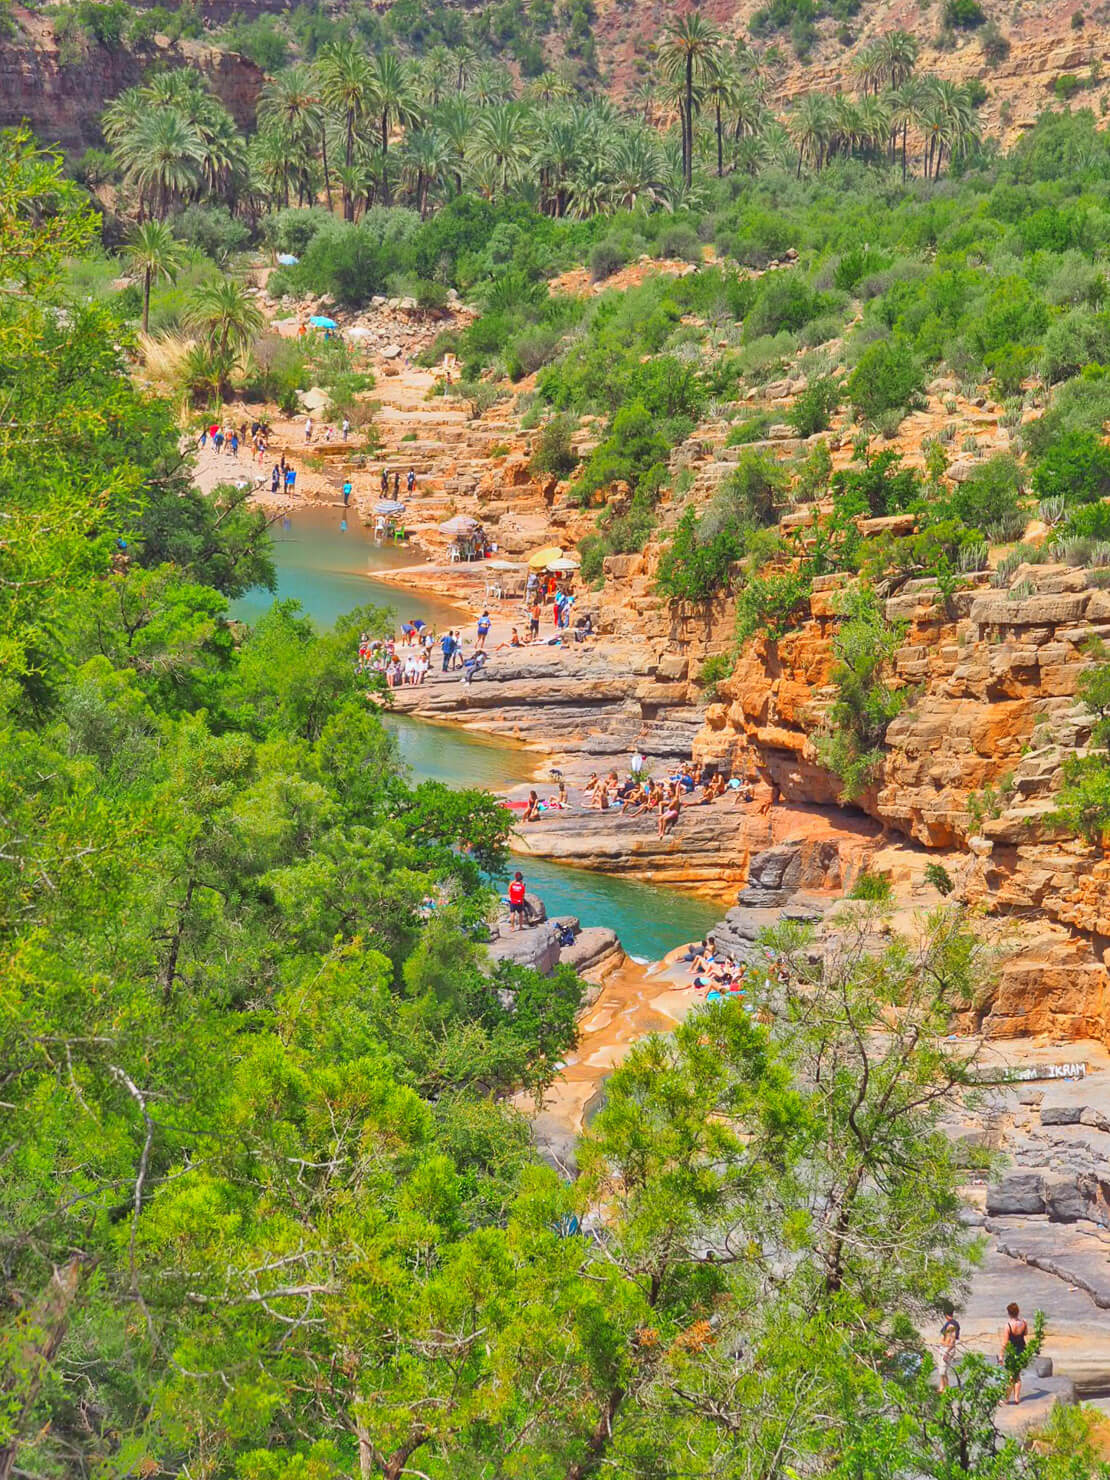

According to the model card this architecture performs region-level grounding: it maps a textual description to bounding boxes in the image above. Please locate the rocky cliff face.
[0,8,263,150]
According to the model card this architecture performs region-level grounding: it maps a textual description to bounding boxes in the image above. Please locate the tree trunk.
[901,122,908,182]
[684,54,694,188]
[142,267,151,336]
[0,1257,89,1480]
[321,129,333,212]
[380,109,391,206]
[716,103,723,176]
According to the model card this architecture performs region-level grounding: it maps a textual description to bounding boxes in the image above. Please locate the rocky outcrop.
[0,11,263,150]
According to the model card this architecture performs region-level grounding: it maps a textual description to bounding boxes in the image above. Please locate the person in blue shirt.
[476,610,492,650]
[285,467,296,494]
[440,631,456,672]
[342,479,352,507]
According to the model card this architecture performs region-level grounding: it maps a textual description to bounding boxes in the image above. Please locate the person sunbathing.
[619,782,645,813]
[703,772,726,802]
[658,788,681,838]
[546,781,569,810]
[582,773,600,797]
[523,790,541,822]
[626,782,660,818]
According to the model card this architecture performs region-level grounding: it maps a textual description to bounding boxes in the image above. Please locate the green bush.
[726,413,773,446]
[834,247,890,295]
[221,14,290,70]
[832,451,921,518]
[172,205,250,267]
[723,450,788,526]
[943,454,1026,534]
[574,400,668,499]
[1040,310,1110,383]
[847,339,925,420]
[985,343,1034,397]
[789,377,840,437]
[746,272,835,341]
[657,225,701,262]
[1032,429,1110,506]
[734,570,812,643]
[530,415,578,477]
[924,862,955,895]
[655,509,744,602]
[261,207,335,258]
[1054,74,1083,101]
[589,238,627,282]
[944,0,985,27]
[850,869,893,902]
[815,585,909,800]
[980,20,1011,64]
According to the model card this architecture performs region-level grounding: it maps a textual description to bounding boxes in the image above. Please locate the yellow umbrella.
[528,545,563,569]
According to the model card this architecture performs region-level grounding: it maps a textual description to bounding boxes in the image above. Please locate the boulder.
[1043,1176,1087,1223]
[486,922,562,976]
[381,343,403,359]
[985,1171,1046,1216]
[559,926,622,976]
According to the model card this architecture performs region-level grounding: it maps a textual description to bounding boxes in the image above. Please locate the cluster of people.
[199,419,272,463]
[523,571,577,634]
[380,468,417,497]
[303,416,351,443]
[357,624,434,687]
[567,756,755,836]
[680,936,758,1004]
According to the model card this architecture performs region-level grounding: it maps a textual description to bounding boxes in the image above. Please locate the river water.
[233,506,722,960]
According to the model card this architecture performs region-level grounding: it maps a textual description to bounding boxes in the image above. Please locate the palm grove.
[1,106,1107,1474]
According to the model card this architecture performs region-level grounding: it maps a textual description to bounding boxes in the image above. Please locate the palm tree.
[888,75,926,180]
[116,108,205,218]
[368,50,420,206]
[921,77,977,180]
[185,278,264,360]
[658,11,722,188]
[434,96,476,195]
[705,59,739,176]
[527,71,574,104]
[533,111,589,216]
[126,219,184,334]
[258,66,325,207]
[607,128,666,210]
[420,46,455,107]
[856,93,891,164]
[469,103,531,198]
[400,129,451,217]
[467,60,514,106]
[317,40,373,219]
[878,30,920,89]
[789,92,835,176]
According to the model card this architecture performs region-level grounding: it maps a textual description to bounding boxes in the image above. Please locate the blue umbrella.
[308,314,338,329]
[276,253,299,266]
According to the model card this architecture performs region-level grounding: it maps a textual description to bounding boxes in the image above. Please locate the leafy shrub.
[943,454,1025,534]
[980,21,1011,64]
[847,339,925,420]
[505,326,563,379]
[261,207,335,258]
[730,208,795,269]
[834,247,890,295]
[221,14,289,69]
[656,509,744,602]
[815,585,909,800]
[832,451,921,518]
[850,869,893,902]
[574,400,667,499]
[789,377,840,437]
[589,238,627,282]
[657,225,701,262]
[1032,429,1110,506]
[944,0,985,27]
[1054,74,1083,101]
[530,415,578,477]
[171,204,250,267]
[723,450,788,526]
[985,343,1033,397]
[745,272,835,341]
[1040,310,1110,383]
[734,570,812,643]
[925,862,955,895]
[726,413,773,445]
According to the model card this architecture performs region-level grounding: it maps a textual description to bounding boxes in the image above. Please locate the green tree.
[125,218,185,335]
[185,277,265,360]
[659,11,722,188]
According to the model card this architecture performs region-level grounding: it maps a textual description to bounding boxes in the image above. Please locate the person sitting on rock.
[546,781,569,810]
[703,772,726,803]
[582,773,600,798]
[658,786,681,839]
[523,790,541,822]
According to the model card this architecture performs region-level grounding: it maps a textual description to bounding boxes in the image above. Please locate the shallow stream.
[234,506,722,960]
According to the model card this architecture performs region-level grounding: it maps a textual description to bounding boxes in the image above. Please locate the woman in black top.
[1000,1302,1029,1404]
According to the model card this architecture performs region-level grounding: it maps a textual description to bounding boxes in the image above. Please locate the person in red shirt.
[507,871,527,931]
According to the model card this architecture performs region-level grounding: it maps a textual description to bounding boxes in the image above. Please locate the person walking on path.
[284,466,297,495]
[380,468,389,494]
[270,464,280,495]
[406,468,416,493]
[630,750,644,779]
[476,611,492,650]
[440,630,456,673]
[528,600,541,643]
[938,1303,960,1393]
[393,470,401,498]
[342,478,352,508]
[304,416,313,443]
[507,870,527,931]
[342,418,350,441]
[1000,1304,1029,1404]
